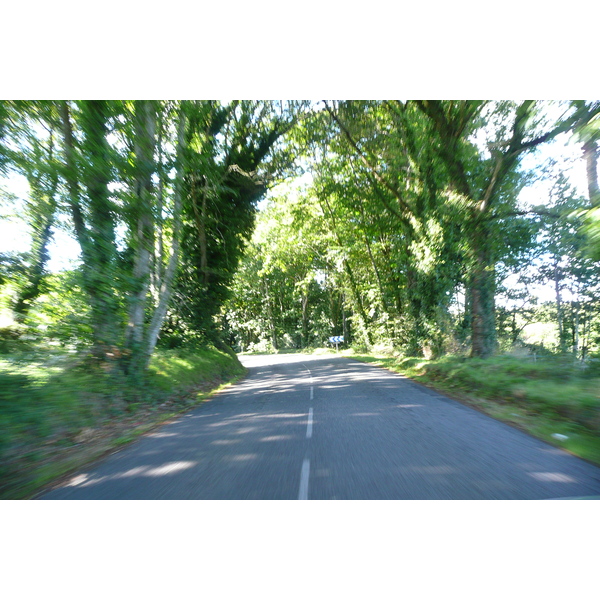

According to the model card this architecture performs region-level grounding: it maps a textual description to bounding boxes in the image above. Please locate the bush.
[0,324,33,353]
[412,355,600,433]
[0,344,245,498]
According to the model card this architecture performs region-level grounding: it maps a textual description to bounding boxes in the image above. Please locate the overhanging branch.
[323,101,415,222]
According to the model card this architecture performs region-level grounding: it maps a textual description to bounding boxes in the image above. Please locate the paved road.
[40,353,600,499]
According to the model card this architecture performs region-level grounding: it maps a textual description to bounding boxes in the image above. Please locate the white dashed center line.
[298,458,310,500]
[299,363,314,500]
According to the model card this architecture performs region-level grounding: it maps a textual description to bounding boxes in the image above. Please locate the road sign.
[328,336,344,344]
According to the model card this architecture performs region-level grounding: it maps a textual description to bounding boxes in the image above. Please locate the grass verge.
[0,345,246,499]
[346,352,600,467]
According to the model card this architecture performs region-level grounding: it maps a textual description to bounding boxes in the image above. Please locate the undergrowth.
[0,345,246,499]
[348,352,600,466]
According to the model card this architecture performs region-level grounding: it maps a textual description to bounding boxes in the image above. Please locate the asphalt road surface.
[40,353,600,500]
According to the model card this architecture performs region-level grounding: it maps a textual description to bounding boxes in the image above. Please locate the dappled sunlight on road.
[529,472,577,483]
[64,461,199,489]
[42,353,600,500]
[348,412,381,417]
[146,432,178,439]
[225,454,258,462]
[144,462,197,476]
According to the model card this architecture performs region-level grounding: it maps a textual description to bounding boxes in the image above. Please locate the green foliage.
[410,354,599,431]
[20,269,93,346]
[147,346,245,392]
[350,351,600,464]
[4,99,598,367]
[0,344,245,499]
[174,101,309,344]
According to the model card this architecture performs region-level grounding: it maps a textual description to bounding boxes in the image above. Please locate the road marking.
[302,362,314,383]
[310,386,314,400]
[306,407,313,438]
[298,458,310,500]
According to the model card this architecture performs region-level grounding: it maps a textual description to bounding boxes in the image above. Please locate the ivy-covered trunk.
[468,237,496,358]
[125,100,157,379]
[14,131,59,320]
[63,101,121,362]
[142,106,187,370]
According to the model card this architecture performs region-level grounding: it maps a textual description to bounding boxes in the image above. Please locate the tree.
[173,101,309,345]
[0,102,61,320]
[320,101,473,354]
[55,100,188,376]
[413,100,594,357]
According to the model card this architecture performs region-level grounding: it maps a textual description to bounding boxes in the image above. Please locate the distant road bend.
[40,353,600,500]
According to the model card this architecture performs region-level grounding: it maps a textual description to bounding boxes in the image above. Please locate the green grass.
[0,345,246,499]
[347,351,600,467]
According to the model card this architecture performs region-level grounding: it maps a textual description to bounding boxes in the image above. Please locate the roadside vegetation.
[2,101,600,497]
[347,350,600,466]
[236,345,600,466]
[0,343,245,499]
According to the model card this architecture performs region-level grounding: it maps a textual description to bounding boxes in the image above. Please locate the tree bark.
[153,106,166,301]
[143,106,187,369]
[553,257,566,353]
[469,236,497,358]
[14,134,59,319]
[126,101,157,377]
[301,292,309,347]
[61,101,120,359]
[583,139,600,207]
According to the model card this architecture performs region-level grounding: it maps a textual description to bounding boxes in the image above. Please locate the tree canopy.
[1,99,599,385]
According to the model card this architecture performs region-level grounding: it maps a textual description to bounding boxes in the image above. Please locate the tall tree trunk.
[143,106,187,369]
[14,219,53,319]
[301,292,309,347]
[153,106,166,301]
[342,298,349,344]
[553,257,566,353]
[14,140,59,319]
[14,164,58,322]
[61,101,120,360]
[581,307,590,360]
[59,102,93,266]
[191,179,209,286]
[583,139,600,207]
[126,101,157,378]
[83,101,120,355]
[469,236,496,358]
[341,258,373,345]
[356,198,391,317]
[263,279,278,349]
[572,301,580,358]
